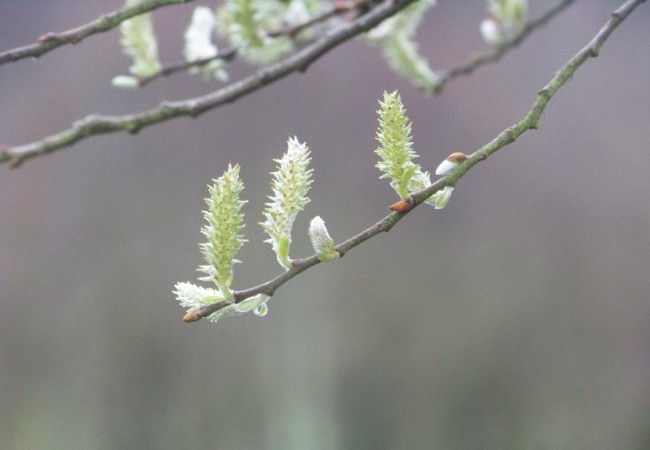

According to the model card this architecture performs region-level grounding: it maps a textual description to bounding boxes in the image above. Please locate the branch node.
[160,100,175,110]
[124,122,140,134]
[258,68,273,82]
[290,258,305,267]
[8,154,23,169]
[389,198,413,213]
[37,32,62,43]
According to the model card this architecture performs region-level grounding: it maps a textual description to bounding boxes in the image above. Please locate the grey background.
[1,1,650,448]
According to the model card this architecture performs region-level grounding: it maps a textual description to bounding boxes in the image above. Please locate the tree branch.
[136,0,359,87]
[0,0,419,168]
[0,0,574,168]
[435,0,575,93]
[183,0,646,323]
[136,49,238,87]
[266,0,359,38]
[127,0,574,89]
[0,0,194,67]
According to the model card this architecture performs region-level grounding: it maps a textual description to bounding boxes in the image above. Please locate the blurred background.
[1,1,650,448]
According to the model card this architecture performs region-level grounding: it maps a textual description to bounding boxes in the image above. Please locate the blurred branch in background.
[135,48,238,87]
[0,0,571,168]
[135,0,362,87]
[185,0,646,322]
[0,0,418,167]
[435,0,574,92]
[0,0,195,66]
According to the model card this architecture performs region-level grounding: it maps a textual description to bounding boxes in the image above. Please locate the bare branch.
[138,0,358,87]
[129,0,576,89]
[0,0,195,67]
[183,0,646,322]
[266,0,359,38]
[1,0,575,168]
[435,0,576,93]
[1,0,420,168]
[136,49,238,87]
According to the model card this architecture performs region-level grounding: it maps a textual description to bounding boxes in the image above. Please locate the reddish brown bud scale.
[436,152,468,176]
[447,152,467,163]
[389,198,412,213]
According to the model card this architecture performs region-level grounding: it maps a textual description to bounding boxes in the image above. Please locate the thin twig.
[266,0,359,38]
[184,0,646,322]
[0,0,194,67]
[0,0,419,168]
[139,0,355,88]
[136,49,237,87]
[435,0,575,93]
[142,0,574,90]
[0,0,573,167]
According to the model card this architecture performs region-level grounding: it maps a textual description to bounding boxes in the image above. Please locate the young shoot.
[174,164,247,322]
[261,137,313,269]
[375,91,421,200]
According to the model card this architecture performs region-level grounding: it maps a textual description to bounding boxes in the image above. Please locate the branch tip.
[0,0,197,67]
[174,0,644,325]
[182,311,202,322]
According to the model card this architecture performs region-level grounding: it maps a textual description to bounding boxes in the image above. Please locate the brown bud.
[182,311,202,323]
[447,152,467,164]
[389,198,412,213]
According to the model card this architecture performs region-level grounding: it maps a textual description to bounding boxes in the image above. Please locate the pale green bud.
[111,75,140,89]
[184,6,228,81]
[185,7,218,62]
[480,18,506,46]
[435,152,467,176]
[309,216,340,262]
[216,0,292,64]
[119,0,161,77]
[482,0,527,46]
